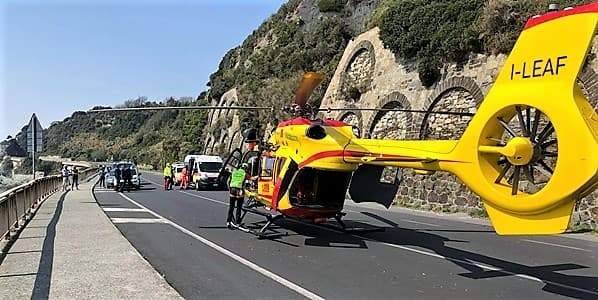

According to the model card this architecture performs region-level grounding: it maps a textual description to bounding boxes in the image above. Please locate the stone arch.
[229,130,242,152]
[365,91,414,139]
[335,104,363,132]
[208,139,216,155]
[419,77,484,140]
[226,99,237,118]
[339,40,376,102]
[212,97,228,124]
[217,132,230,155]
[204,135,215,154]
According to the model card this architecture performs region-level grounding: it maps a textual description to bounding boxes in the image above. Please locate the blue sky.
[0,0,286,139]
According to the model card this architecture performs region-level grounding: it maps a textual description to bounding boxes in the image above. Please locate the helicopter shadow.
[246,218,369,250]
[351,211,598,299]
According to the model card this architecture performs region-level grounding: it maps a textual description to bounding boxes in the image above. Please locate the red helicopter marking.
[297,150,421,168]
[524,2,598,29]
[277,117,347,128]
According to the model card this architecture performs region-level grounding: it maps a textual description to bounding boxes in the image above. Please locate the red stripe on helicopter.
[524,3,598,30]
[298,150,421,168]
[277,117,348,128]
[271,177,283,211]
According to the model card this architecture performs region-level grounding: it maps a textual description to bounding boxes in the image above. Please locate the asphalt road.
[93,172,598,300]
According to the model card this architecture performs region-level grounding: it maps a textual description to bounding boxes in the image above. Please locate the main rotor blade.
[88,106,272,113]
[294,72,324,107]
[319,107,475,117]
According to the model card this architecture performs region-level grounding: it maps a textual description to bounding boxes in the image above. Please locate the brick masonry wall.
[320,27,598,229]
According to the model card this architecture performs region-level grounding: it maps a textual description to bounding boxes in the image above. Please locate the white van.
[184,155,224,190]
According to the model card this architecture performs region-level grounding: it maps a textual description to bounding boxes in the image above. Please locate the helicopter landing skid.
[319,212,385,234]
[237,203,288,239]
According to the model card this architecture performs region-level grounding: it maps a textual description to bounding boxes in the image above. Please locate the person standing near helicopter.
[227,163,249,228]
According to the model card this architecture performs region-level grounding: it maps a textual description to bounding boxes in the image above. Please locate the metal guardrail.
[0,168,96,242]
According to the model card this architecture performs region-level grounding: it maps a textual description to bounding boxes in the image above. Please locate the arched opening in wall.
[209,142,217,156]
[226,100,237,118]
[219,133,229,156]
[340,42,375,102]
[339,111,360,128]
[368,101,412,140]
[420,87,478,140]
[205,136,214,154]
[229,131,242,152]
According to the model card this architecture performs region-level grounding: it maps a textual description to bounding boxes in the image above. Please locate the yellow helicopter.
[93,3,598,237]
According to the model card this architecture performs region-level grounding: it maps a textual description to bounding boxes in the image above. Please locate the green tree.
[0,157,14,177]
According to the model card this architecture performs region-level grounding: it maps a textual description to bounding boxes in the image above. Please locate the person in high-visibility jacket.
[227,163,248,228]
[180,166,189,190]
[163,164,173,191]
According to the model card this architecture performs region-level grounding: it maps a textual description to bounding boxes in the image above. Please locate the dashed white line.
[400,219,440,227]
[179,190,229,205]
[117,192,324,300]
[103,208,147,212]
[521,239,591,252]
[111,218,167,224]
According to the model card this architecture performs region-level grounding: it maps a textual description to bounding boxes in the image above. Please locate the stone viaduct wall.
[320,27,598,229]
[204,88,244,157]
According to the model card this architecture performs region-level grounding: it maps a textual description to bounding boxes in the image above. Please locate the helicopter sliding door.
[348,165,401,208]
[217,148,243,188]
[288,168,352,210]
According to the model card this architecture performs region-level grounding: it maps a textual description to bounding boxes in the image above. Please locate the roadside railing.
[0,168,96,244]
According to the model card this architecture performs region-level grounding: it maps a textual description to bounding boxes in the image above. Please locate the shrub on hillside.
[475,0,590,54]
[318,0,345,12]
[378,0,483,87]
[377,0,589,86]
[0,157,14,177]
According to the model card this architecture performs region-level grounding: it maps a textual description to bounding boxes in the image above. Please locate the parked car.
[107,161,141,190]
[171,162,185,186]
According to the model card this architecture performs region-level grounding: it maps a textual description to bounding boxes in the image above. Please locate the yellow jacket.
[163,166,172,177]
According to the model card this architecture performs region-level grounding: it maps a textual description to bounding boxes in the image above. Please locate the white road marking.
[179,192,597,296]
[103,208,147,212]
[401,219,441,227]
[521,239,591,252]
[344,209,439,227]
[179,191,229,205]
[117,192,324,300]
[111,218,167,224]
[142,177,164,186]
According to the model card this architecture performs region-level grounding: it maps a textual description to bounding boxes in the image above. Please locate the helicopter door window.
[260,157,275,178]
[247,156,260,177]
[379,166,402,185]
[273,158,286,182]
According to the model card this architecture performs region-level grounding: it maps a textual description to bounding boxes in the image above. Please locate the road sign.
[27,114,43,179]
[27,114,43,153]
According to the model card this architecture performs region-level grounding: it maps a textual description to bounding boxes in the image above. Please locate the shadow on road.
[357,211,597,299]
[259,210,597,299]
